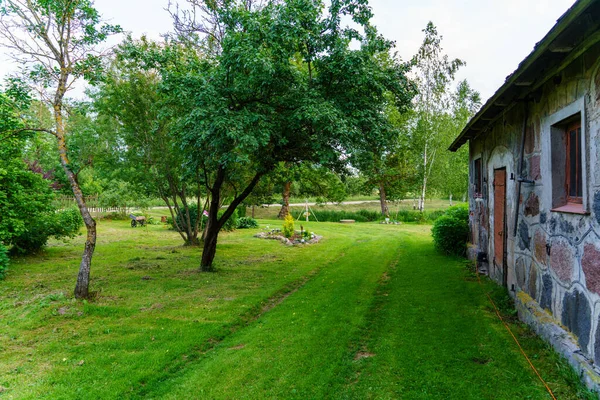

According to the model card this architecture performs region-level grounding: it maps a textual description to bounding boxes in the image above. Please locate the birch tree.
[0,0,121,298]
[412,22,464,211]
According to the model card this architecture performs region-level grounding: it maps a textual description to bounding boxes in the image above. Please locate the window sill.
[551,204,589,215]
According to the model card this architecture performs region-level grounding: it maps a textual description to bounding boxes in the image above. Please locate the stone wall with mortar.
[468,43,600,370]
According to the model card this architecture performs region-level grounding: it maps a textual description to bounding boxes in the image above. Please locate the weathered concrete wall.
[469,45,600,371]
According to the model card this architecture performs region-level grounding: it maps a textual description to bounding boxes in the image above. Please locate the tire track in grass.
[126,238,357,399]
[135,226,405,399]
[334,225,570,400]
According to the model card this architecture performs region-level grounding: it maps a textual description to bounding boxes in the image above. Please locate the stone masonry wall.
[469,44,600,366]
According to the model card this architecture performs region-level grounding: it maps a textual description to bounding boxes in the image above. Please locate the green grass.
[0,220,593,399]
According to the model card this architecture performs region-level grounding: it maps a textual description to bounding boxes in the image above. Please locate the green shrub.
[282,214,295,238]
[306,208,445,224]
[10,208,83,254]
[308,209,380,223]
[431,204,469,257]
[237,217,258,229]
[218,209,239,232]
[394,209,444,224]
[0,243,9,280]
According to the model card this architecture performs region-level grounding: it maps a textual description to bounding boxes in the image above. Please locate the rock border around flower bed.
[254,230,323,246]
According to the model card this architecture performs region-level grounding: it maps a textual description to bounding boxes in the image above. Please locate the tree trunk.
[252,205,255,218]
[201,223,219,272]
[378,182,389,216]
[419,144,428,212]
[54,103,97,299]
[278,181,292,219]
[200,167,264,271]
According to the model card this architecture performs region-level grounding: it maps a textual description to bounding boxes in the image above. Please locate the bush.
[218,209,238,232]
[282,214,295,238]
[237,216,258,229]
[394,210,444,224]
[309,209,380,223]
[431,204,469,257]
[0,243,9,280]
[10,208,83,254]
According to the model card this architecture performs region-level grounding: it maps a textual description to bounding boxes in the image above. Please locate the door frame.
[493,167,508,288]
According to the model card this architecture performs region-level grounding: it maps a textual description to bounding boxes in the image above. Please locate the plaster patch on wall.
[550,240,574,283]
[582,243,600,296]
[562,289,592,351]
[529,155,541,181]
[525,123,535,154]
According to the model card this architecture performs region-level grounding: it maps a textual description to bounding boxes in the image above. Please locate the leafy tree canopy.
[118,0,415,269]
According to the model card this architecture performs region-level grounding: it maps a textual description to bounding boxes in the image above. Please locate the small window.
[550,113,586,213]
[473,158,482,197]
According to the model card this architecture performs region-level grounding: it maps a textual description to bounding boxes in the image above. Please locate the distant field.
[249,198,466,220]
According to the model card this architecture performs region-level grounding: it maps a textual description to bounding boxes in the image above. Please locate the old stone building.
[450,0,600,391]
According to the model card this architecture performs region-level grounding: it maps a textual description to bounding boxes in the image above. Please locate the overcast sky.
[0,0,577,102]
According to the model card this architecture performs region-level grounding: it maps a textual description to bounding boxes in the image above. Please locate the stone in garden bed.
[254,230,323,246]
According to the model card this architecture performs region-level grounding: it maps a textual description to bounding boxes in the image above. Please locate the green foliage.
[0,91,82,254]
[0,243,9,280]
[307,209,444,224]
[431,204,469,256]
[218,209,238,232]
[174,208,200,233]
[394,209,444,224]
[10,208,83,254]
[119,0,415,266]
[282,214,295,238]
[237,217,258,229]
[309,209,381,223]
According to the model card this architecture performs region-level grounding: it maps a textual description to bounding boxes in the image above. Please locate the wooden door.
[494,168,507,287]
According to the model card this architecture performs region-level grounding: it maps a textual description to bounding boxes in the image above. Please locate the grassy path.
[0,222,591,399]
[139,225,588,399]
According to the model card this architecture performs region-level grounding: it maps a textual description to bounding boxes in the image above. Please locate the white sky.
[0,0,577,102]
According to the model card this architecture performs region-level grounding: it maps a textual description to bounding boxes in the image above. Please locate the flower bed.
[254,228,323,246]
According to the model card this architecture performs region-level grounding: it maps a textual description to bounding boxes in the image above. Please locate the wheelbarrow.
[129,214,146,228]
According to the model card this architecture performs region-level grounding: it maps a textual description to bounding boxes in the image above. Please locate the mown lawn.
[0,220,593,399]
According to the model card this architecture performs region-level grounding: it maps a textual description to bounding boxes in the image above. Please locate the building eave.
[449,0,600,152]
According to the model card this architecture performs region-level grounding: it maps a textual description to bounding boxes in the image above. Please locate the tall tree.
[0,0,121,298]
[428,80,481,201]
[130,0,414,270]
[412,22,464,211]
[91,51,205,245]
